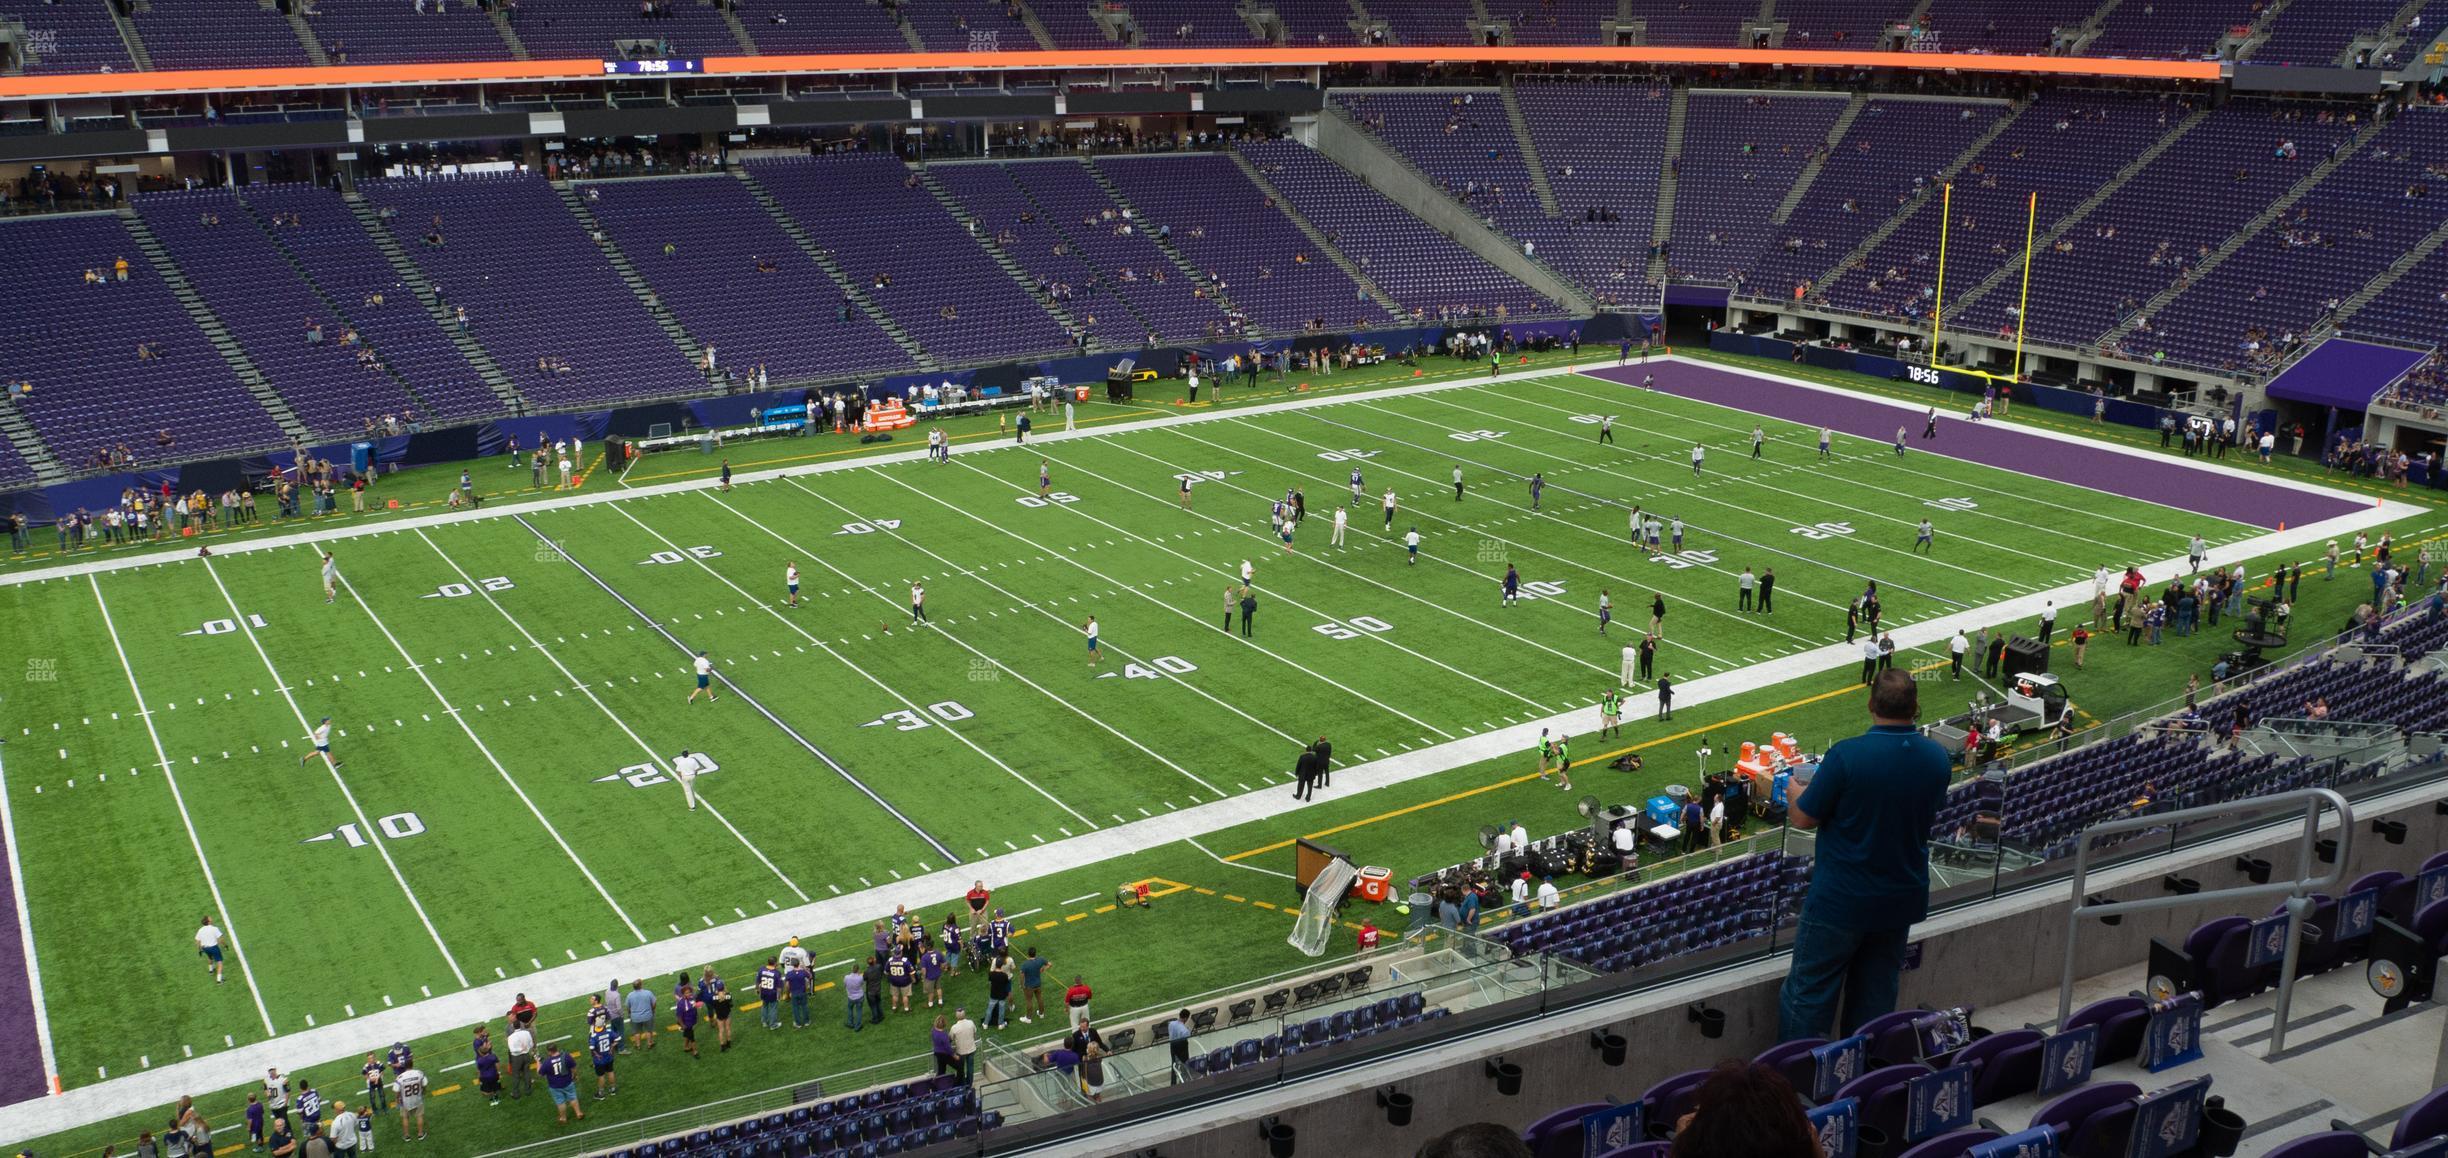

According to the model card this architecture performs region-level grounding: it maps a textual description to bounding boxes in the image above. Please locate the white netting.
[1288,857,1359,956]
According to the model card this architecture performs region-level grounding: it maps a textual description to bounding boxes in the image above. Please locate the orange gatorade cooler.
[1353,866,1393,903]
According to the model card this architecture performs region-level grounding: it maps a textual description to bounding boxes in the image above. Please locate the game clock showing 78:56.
[601,58,702,74]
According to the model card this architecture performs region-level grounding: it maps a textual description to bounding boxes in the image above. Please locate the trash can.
[1352,866,1392,903]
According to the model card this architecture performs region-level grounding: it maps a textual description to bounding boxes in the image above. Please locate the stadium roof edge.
[0,45,2226,103]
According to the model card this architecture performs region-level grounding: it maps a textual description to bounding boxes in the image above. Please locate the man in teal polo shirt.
[1778,670,1951,1040]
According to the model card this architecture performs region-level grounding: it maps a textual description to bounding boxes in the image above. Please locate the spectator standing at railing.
[1778,671,1950,1040]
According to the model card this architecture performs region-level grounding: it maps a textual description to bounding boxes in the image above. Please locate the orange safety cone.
[1412,368,1423,378]
[2278,520,2286,531]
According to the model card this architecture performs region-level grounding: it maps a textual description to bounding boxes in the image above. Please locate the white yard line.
[87,576,278,1038]
[1257,409,1842,645]
[335,571,649,945]
[514,513,960,866]
[412,528,810,903]
[1188,836,1297,881]
[710,487,1227,799]
[1409,388,2041,588]
[866,467,1331,739]
[599,503,1102,832]
[0,745,62,1090]
[947,455,1550,715]
[198,558,470,988]
[1063,434,1625,683]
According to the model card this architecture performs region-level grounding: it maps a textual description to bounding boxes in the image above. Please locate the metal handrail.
[2054,787,2354,1055]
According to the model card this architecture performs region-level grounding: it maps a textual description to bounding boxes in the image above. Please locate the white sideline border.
[0,357,2422,1142]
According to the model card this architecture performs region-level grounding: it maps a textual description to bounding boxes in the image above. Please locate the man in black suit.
[1292,743,1318,801]
[1310,736,1332,790]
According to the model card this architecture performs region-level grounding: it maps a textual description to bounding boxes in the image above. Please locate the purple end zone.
[0,829,46,1105]
[1583,363,2366,531]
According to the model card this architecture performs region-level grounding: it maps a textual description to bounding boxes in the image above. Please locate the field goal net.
[1289,837,1357,957]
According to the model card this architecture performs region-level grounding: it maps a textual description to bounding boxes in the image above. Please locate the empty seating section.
[1820,91,2171,322]
[1665,92,1847,284]
[497,0,736,59]
[1747,100,2002,300]
[747,154,1073,362]
[1775,0,1913,47]
[1491,852,1813,971]
[0,438,31,492]
[1238,140,1555,319]
[1919,0,2081,53]
[900,0,1040,51]
[1093,153,1400,334]
[926,161,1143,348]
[584,176,906,383]
[1373,0,1478,45]
[135,189,425,438]
[3,0,133,73]
[300,0,514,65]
[624,1075,995,1158]
[2350,239,2448,348]
[2249,0,2399,66]
[2089,0,2259,59]
[1505,0,1614,45]
[1026,1,1116,48]
[738,0,913,53]
[1272,0,1359,44]
[360,175,703,408]
[1630,0,1759,46]
[1512,82,1671,307]
[237,184,503,423]
[2147,109,2448,372]
[1125,0,1264,45]
[0,215,283,464]
[133,0,308,69]
[1952,102,2360,350]
[990,159,1238,343]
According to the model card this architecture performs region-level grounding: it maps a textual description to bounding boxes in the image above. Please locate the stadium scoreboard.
[601,58,703,75]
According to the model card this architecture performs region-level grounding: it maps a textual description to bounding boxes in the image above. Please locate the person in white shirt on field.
[687,651,717,704]
[303,716,339,768]
[321,551,340,604]
[1330,505,1348,547]
[1491,826,1513,859]
[672,749,710,812]
[1690,441,1705,478]
[1240,559,1254,585]
[784,563,801,608]
[910,583,928,624]
[1381,486,1399,531]
[196,916,226,983]
[1536,877,1561,910]
[1509,820,1529,851]
[1403,526,1420,564]
[394,1066,428,1142]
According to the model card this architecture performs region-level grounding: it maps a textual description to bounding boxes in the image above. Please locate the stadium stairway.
[911,165,1090,344]
[556,180,714,381]
[2094,115,2388,353]
[338,190,531,416]
[118,206,310,443]
[105,0,153,72]
[0,399,67,486]
[717,2,759,54]
[2320,208,2448,339]
[731,166,936,371]
[489,3,529,60]
[1081,159,1266,335]
[1225,149,1410,320]
[1936,104,2211,328]
[1768,92,1866,227]
[1788,96,2025,301]
[1313,102,1602,311]
[283,5,331,67]
[1499,75,1564,219]
[1646,86,1690,286]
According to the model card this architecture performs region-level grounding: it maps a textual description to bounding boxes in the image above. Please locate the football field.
[0,364,2332,1100]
